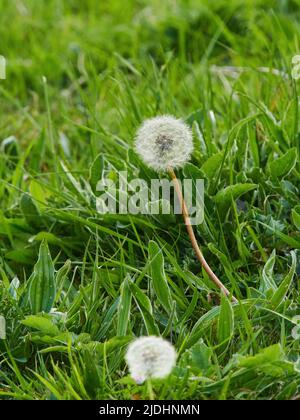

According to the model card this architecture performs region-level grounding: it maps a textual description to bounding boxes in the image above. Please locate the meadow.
[0,0,299,400]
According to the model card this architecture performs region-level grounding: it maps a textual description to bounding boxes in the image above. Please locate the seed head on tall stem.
[135,115,237,303]
[125,336,177,384]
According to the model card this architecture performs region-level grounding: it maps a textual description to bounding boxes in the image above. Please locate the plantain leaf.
[117,276,132,336]
[21,314,59,336]
[217,295,234,347]
[215,183,257,214]
[260,250,277,294]
[200,152,223,180]
[129,281,159,335]
[29,241,55,314]
[148,240,172,314]
[292,206,300,231]
[238,344,284,368]
[90,153,105,194]
[20,193,42,229]
[269,148,298,179]
[270,251,297,309]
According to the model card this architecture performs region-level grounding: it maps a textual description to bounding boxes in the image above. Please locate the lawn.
[0,0,299,401]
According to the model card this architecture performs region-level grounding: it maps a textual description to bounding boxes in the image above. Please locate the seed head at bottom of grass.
[125,336,177,384]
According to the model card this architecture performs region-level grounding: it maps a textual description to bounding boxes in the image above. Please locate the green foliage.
[0,0,299,401]
[148,241,173,315]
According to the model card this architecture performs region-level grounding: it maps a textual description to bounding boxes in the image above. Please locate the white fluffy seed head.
[125,336,177,384]
[135,115,193,172]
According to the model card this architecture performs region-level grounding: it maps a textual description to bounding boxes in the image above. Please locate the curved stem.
[168,167,237,304]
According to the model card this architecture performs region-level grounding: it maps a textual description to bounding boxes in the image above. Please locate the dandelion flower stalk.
[168,167,237,303]
[147,379,155,400]
[135,115,237,303]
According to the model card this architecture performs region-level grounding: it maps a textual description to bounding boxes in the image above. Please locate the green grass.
[0,0,300,400]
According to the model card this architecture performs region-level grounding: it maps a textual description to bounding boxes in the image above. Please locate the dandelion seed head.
[135,115,193,171]
[125,336,177,384]
[292,316,300,340]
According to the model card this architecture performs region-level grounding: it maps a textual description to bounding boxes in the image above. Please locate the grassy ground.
[0,0,300,400]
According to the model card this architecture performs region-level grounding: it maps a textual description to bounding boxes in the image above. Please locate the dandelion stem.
[147,379,155,400]
[168,167,238,304]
